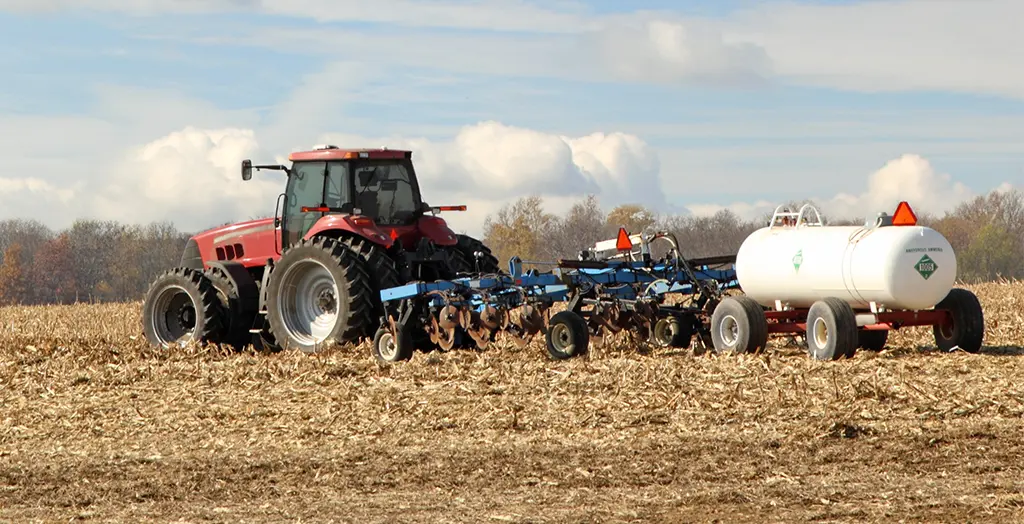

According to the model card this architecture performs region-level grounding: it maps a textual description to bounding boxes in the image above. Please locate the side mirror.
[241,159,252,181]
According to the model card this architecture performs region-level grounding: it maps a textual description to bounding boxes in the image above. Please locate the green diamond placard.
[792,249,803,272]
[915,254,937,280]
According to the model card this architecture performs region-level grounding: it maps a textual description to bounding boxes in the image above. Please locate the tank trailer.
[709,201,984,359]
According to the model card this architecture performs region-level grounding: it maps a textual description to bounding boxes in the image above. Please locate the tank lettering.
[792,249,803,272]
[914,254,938,280]
[905,247,943,253]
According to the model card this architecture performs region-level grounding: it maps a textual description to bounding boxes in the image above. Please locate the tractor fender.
[207,261,260,313]
[304,215,394,248]
[416,215,459,247]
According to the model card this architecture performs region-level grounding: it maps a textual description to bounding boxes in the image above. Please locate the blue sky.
[1,0,1022,234]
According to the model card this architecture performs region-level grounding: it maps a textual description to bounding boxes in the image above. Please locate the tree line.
[481,189,1024,283]
[0,188,1021,306]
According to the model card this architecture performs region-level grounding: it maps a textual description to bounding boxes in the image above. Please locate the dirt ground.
[2,281,1024,523]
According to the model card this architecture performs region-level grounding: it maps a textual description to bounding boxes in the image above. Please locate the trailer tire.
[651,316,692,348]
[858,329,888,351]
[710,296,768,354]
[933,288,984,353]
[545,310,589,360]
[265,237,374,353]
[805,297,858,360]
[142,267,225,349]
[372,325,414,363]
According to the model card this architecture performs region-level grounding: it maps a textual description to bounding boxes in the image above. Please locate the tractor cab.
[242,145,456,252]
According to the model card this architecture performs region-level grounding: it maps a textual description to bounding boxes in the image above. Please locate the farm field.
[2,282,1024,523]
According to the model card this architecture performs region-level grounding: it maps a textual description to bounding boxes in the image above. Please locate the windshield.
[351,159,421,226]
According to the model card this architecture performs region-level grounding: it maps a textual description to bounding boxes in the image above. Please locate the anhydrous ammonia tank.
[735,206,957,311]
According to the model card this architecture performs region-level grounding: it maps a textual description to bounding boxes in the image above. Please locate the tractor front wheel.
[265,237,374,353]
[141,267,225,348]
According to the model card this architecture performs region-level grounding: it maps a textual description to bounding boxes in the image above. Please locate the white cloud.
[313,121,666,234]
[91,127,285,230]
[686,154,988,223]
[587,18,772,85]
[0,116,664,236]
[0,177,77,221]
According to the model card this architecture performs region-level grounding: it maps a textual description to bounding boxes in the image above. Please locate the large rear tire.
[339,236,401,332]
[142,267,224,348]
[204,264,259,350]
[447,234,503,275]
[265,237,374,353]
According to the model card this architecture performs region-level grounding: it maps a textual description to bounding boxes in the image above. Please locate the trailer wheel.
[142,267,224,349]
[265,237,373,353]
[710,296,768,354]
[372,325,414,363]
[651,316,692,348]
[545,311,589,360]
[933,288,984,353]
[858,329,888,351]
[805,297,858,360]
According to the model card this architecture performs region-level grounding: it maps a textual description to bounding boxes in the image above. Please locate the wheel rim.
[151,285,196,345]
[550,323,573,355]
[378,332,397,360]
[719,314,738,347]
[939,316,955,339]
[276,259,341,346]
[653,318,675,346]
[813,317,829,348]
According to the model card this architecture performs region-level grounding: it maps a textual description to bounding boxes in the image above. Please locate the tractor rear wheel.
[142,267,224,348]
[448,234,503,275]
[204,265,260,350]
[265,237,374,353]
[339,236,402,335]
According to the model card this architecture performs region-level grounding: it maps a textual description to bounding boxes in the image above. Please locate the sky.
[1,0,1022,237]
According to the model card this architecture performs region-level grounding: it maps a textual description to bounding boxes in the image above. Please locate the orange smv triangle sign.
[892,201,917,226]
[615,227,632,251]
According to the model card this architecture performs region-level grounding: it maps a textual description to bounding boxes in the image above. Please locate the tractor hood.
[189,217,280,268]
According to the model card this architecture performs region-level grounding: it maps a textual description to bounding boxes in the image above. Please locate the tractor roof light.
[892,201,918,226]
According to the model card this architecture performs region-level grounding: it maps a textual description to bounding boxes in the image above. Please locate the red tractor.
[140,145,502,353]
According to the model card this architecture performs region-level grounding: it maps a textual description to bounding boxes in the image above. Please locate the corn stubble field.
[2,283,1024,523]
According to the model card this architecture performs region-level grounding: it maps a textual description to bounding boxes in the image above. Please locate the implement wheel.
[265,237,373,353]
[650,316,693,348]
[141,267,224,348]
[545,310,589,360]
[372,325,414,363]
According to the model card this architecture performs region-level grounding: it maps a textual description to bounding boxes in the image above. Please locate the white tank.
[735,205,956,311]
